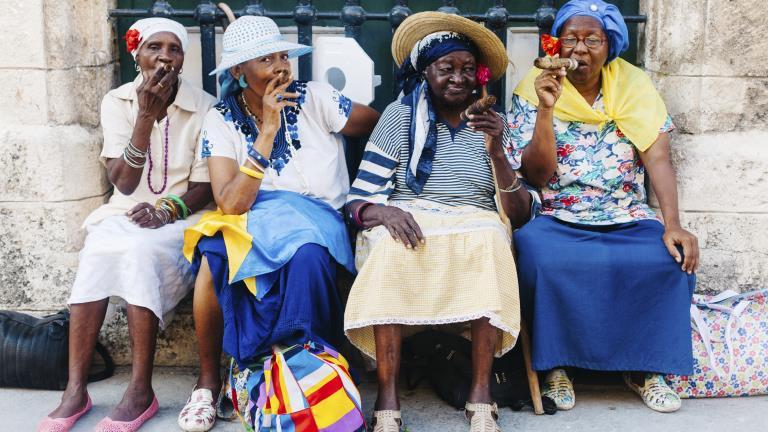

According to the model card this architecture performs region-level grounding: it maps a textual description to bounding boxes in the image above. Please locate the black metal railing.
[110,0,647,105]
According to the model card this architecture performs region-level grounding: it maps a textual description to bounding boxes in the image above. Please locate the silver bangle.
[499,179,524,193]
[125,139,147,158]
[122,150,146,168]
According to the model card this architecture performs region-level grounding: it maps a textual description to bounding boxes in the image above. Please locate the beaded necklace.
[147,117,169,194]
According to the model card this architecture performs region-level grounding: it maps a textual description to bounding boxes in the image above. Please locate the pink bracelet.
[353,202,374,228]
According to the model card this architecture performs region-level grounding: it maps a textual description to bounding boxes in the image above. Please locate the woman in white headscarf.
[38,18,216,432]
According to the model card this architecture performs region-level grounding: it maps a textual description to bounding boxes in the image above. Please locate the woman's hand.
[534,65,567,111]
[362,205,425,249]
[467,108,505,155]
[662,226,700,274]
[136,65,177,120]
[260,73,299,134]
[126,202,168,229]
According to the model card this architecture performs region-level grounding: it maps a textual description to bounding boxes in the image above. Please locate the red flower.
[615,128,625,138]
[622,183,632,193]
[476,63,492,87]
[560,195,581,207]
[124,28,142,53]
[541,34,561,57]
[556,144,575,158]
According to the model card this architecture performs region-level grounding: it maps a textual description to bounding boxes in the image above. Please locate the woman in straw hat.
[38,17,216,432]
[344,12,536,432]
[509,0,697,413]
[178,15,379,431]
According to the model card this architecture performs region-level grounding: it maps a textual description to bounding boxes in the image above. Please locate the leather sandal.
[370,410,402,432]
[465,402,501,432]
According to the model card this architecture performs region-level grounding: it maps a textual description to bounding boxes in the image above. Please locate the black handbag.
[0,309,115,390]
[402,330,557,414]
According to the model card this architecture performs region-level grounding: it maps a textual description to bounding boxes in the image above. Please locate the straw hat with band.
[392,12,508,83]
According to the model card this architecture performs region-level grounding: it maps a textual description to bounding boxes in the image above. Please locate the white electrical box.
[312,36,381,105]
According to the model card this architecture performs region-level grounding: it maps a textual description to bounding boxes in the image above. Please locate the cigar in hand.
[460,95,497,121]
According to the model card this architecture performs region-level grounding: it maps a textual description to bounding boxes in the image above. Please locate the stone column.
[641,0,768,293]
[0,1,115,309]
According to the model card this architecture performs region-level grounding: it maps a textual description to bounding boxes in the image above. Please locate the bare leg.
[107,304,158,421]
[48,299,109,418]
[194,256,223,393]
[374,324,402,411]
[468,318,495,405]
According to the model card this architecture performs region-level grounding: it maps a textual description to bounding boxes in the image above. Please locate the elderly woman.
[38,18,215,432]
[343,12,534,432]
[509,0,699,413]
[178,16,379,431]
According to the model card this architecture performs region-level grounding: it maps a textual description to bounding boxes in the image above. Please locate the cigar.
[162,63,175,73]
[276,70,291,85]
[460,95,497,121]
[533,57,578,71]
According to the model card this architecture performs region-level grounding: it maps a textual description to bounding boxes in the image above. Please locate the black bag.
[0,309,115,390]
[402,330,557,414]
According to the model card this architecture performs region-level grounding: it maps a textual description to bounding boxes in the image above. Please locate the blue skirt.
[196,236,344,368]
[514,216,695,375]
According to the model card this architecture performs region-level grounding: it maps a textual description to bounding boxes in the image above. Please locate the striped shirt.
[348,100,515,212]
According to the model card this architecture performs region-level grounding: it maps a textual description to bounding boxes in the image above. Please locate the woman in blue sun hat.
[178,15,379,431]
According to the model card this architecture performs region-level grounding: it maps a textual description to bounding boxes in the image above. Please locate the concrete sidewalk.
[3,368,765,432]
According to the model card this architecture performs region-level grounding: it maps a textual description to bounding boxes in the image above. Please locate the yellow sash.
[183,210,257,296]
[513,58,667,151]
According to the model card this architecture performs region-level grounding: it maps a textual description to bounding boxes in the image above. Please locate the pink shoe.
[94,396,159,432]
[37,395,93,432]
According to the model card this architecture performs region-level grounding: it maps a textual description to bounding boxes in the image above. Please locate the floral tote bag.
[665,289,768,398]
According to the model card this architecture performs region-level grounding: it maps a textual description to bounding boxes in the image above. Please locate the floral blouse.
[507,93,674,225]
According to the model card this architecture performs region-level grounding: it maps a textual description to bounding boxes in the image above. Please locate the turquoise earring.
[238,75,248,88]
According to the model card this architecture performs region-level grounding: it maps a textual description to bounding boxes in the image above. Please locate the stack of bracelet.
[499,176,524,193]
[240,146,269,179]
[349,202,374,228]
[154,194,190,225]
[123,139,147,168]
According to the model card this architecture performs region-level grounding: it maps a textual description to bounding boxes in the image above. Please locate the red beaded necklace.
[147,117,169,194]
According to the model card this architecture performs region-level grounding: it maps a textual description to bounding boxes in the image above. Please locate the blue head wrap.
[395,32,478,195]
[395,32,478,98]
[552,0,629,63]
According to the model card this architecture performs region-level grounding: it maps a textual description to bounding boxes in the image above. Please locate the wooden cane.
[480,85,544,415]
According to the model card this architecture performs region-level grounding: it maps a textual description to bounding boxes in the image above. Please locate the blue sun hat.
[212,16,312,97]
[552,0,629,63]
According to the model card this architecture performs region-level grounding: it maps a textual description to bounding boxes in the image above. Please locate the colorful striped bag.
[665,289,768,397]
[223,342,366,432]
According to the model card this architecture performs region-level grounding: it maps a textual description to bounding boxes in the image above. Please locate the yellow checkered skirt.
[344,200,521,359]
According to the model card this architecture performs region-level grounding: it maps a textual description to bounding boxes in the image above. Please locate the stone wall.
[641,0,768,293]
[1,1,765,367]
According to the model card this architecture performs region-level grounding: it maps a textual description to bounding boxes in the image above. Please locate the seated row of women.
[38,2,699,432]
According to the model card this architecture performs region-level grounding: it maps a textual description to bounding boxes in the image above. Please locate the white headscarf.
[126,18,189,59]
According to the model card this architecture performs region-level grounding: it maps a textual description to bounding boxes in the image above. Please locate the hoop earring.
[238,75,248,89]
[135,63,141,72]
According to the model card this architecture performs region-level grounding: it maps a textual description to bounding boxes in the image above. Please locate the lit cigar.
[533,57,578,71]
[162,63,175,73]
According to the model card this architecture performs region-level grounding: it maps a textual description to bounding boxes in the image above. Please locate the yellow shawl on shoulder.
[513,57,667,152]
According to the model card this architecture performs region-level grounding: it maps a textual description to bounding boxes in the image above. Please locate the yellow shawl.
[513,58,667,152]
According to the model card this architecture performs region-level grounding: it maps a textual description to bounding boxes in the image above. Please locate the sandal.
[624,373,681,413]
[37,395,92,432]
[542,368,575,410]
[370,410,402,432]
[464,402,501,432]
[178,388,217,431]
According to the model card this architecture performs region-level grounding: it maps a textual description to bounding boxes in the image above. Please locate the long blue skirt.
[514,216,695,375]
[196,236,344,368]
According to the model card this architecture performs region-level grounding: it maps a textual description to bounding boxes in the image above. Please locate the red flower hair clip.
[476,63,492,87]
[124,28,142,53]
[541,34,561,57]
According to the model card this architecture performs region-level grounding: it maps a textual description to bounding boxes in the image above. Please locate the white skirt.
[69,215,195,328]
